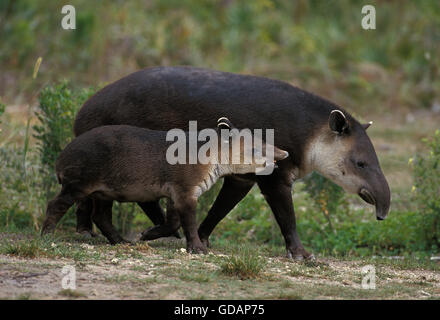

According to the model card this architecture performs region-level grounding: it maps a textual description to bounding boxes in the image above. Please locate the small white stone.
[419,290,431,297]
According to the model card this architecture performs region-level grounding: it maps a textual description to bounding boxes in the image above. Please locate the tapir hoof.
[118,239,136,246]
[287,248,315,261]
[173,230,182,239]
[108,238,134,246]
[41,223,56,236]
[200,237,210,248]
[187,243,208,254]
[140,226,179,241]
[140,226,161,241]
[76,230,98,238]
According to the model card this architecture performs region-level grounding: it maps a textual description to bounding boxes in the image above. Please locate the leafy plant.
[33,81,96,199]
[0,146,45,229]
[302,172,348,233]
[412,130,440,250]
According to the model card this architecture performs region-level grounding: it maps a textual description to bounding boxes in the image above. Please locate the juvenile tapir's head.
[305,110,390,220]
[216,117,289,175]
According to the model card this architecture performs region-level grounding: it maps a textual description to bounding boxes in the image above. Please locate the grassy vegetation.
[220,246,266,280]
[3,239,44,258]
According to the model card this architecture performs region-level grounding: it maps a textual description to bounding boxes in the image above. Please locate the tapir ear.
[217,117,234,130]
[362,121,373,130]
[329,110,349,134]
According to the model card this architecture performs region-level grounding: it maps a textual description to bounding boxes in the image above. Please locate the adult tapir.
[66,66,391,259]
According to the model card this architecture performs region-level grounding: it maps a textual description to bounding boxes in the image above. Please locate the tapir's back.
[74,67,328,135]
[57,126,167,187]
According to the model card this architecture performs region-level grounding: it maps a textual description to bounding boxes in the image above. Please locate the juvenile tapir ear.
[217,117,233,130]
[362,121,373,130]
[329,110,349,134]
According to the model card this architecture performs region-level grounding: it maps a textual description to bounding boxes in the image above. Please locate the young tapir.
[41,118,289,252]
[48,66,390,260]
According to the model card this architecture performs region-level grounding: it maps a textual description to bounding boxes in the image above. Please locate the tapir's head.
[216,117,289,175]
[305,110,391,220]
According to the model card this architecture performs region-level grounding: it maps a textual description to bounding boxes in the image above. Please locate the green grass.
[0,230,105,262]
[2,240,45,258]
[220,246,266,280]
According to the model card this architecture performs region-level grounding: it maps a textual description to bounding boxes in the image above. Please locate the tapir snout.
[358,167,391,220]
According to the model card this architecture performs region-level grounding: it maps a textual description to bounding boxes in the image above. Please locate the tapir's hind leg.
[41,186,79,235]
[91,199,129,245]
[138,201,181,239]
[75,198,98,237]
[140,201,181,241]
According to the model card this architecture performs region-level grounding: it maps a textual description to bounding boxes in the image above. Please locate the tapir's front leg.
[42,189,77,235]
[176,197,207,254]
[257,173,314,261]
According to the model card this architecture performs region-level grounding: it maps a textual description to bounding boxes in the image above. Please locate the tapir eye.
[356,161,367,169]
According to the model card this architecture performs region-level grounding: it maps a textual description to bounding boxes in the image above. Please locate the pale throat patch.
[304,132,343,175]
[303,129,361,194]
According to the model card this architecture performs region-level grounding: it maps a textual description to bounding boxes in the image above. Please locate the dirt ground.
[0,233,439,300]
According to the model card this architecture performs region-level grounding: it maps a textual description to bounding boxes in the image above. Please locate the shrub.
[302,172,348,233]
[33,81,97,199]
[0,146,45,229]
[412,130,440,251]
[298,209,426,256]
